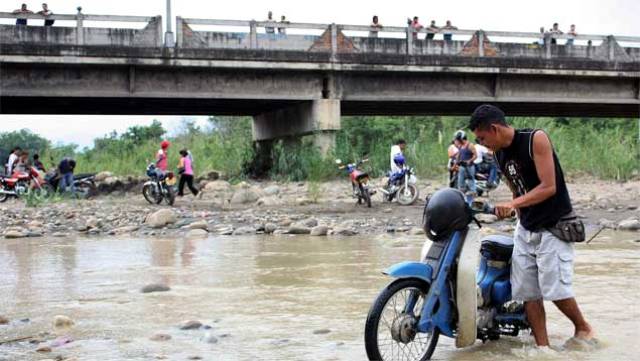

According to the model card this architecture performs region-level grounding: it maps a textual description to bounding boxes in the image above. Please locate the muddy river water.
[1,230,639,360]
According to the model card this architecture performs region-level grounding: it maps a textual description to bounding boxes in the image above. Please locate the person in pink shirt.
[177,149,199,197]
[156,140,170,172]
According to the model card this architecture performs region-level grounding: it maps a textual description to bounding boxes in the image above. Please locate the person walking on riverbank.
[156,140,170,172]
[469,104,596,350]
[177,149,199,197]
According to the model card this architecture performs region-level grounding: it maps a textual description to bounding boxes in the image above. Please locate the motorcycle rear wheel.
[360,184,372,208]
[365,278,439,361]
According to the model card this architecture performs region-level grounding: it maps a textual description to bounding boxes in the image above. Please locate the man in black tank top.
[469,104,595,348]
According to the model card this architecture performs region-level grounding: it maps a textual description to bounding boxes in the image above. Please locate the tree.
[0,129,51,165]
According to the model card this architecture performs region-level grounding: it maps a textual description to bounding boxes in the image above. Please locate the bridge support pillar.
[252,99,340,156]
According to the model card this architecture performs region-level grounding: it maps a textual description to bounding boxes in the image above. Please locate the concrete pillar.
[250,21,258,48]
[76,7,84,46]
[252,99,340,156]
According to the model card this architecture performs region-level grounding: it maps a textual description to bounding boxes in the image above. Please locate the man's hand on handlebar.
[494,201,516,219]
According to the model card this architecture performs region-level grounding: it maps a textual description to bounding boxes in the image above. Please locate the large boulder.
[94,171,113,182]
[310,225,329,236]
[288,224,311,234]
[232,226,256,236]
[145,209,178,228]
[188,220,209,231]
[618,218,640,231]
[263,185,281,196]
[186,229,208,238]
[230,189,260,205]
[4,227,26,239]
[204,180,231,193]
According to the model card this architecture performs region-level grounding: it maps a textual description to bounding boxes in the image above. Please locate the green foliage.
[2,116,637,182]
[0,129,51,164]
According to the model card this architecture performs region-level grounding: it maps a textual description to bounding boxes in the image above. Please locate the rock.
[180,320,203,330]
[112,225,139,234]
[301,218,318,227]
[618,219,640,231]
[476,214,498,224]
[52,232,69,237]
[188,220,209,230]
[27,220,44,228]
[4,228,26,239]
[264,223,278,234]
[26,230,44,237]
[288,224,311,235]
[232,226,256,236]
[204,180,231,192]
[150,333,172,341]
[0,315,9,324]
[145,209,177,228]
[230,189,259,205]
[188,357,202,360]
[408,227,425,235]
[263,185,281,196]
[312,328,331,335]
[295,197,311,206]
[50,336,73,347]
[383,208,393,213]
[94,171,113,182]
[141,283,171,293]
[257,196,282,206]
[310,225,329,236]
[598,218,617,229]
[36,345,52,353]
[52,315,74,330]
[333,227,358,236]
[186,229,208,238]
[85,217,100,229]
[202,332,218,344]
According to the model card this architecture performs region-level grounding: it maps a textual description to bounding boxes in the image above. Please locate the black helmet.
[453,130,467,141]
[422,188,472,241]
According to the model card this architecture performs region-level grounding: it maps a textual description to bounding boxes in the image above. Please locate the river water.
[1,230,639,361]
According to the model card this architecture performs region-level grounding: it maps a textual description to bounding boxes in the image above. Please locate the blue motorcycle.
[364,188,527,360]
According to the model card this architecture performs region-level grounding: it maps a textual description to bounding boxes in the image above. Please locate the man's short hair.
[396,139,407,145]
[468,104,507,131]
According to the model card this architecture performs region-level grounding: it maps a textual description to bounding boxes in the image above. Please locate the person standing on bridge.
[442,20,458,42]
[469,104,596,350]
[177,149,199,198]
[566,24,577,46]
[265,11,275,34]
[410,16,423,40]
[37,3,54,26]
[278,15,289,34]
[426,20,439,40]
[549,23,563,44]
[12,3,33,25]
[369,15,382,38]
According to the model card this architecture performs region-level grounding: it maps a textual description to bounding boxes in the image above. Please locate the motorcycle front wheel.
[0,186,9,203]
[365,278,439,361]
[397,184,419,206]
[142,184,161,205]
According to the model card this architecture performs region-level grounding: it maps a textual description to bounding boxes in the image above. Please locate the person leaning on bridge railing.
[12,3,33,25]
[278,15,289,35]
[442,20,458,42]
[37,3,54,26]
[566,24,578,46]
[426,20,439,40]
[369,15,382,38]
[265,11,275,34]
[549,22,563,44]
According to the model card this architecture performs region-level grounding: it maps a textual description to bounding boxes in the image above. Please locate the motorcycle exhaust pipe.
[379,188,390,195]
[0,189,17,195]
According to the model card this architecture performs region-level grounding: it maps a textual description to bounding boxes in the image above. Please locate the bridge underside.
[1,96,637,118]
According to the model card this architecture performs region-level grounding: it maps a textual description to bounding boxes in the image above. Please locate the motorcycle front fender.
[383,261,433,285]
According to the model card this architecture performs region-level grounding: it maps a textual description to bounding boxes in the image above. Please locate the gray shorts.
[511,222,575,302]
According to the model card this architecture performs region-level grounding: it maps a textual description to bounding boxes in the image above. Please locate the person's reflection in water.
[149,239,176,287]
[180,239,195,268]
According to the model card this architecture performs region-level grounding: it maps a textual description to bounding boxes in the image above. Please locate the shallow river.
[1,230,639,360]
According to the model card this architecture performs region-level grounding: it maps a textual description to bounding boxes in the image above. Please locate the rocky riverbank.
[1,177,639,240]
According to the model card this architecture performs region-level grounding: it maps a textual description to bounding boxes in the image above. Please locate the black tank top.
[495,129,572,231]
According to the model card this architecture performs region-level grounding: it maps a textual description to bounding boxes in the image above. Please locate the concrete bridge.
[1,11,639,153]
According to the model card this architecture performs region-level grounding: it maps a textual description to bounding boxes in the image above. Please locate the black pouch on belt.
[547,212,585,243]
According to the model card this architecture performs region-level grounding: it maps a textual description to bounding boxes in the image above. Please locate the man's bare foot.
[575,322,595,340]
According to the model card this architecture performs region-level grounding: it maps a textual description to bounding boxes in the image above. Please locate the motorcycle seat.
[480,235,513,262]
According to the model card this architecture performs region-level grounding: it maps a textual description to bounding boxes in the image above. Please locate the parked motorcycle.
[364,188,526,360]
[449,160,501,197]
[381,165,419,205]
[336,158,374,208]
[0,167,47,202]
[142,163,176,206]
[44,171,97,199]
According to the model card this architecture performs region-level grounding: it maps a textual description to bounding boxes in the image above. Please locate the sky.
[1,0,639,147]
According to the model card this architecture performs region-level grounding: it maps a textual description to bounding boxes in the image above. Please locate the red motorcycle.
[336,158,375,208]
[0,167,46,202]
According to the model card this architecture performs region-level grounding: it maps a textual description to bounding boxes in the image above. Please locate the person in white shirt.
[5,147,21,175]
[474,143,488,166]
[390,139,407,174]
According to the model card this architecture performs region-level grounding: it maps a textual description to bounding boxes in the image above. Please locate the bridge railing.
[177,17,640,61]
[0,10,163,47]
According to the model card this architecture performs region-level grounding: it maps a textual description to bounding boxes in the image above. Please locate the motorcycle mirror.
[335,159,342,165]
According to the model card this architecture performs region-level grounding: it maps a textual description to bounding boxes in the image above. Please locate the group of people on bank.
[154,140,200,198]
